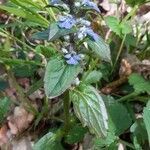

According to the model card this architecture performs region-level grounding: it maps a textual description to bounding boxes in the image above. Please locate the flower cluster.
[82,0,100,12]
[58,15,76,29]
[78,26,99,41]
[50,0,100,65]
[64,52,83,65]
[51,0,60,5]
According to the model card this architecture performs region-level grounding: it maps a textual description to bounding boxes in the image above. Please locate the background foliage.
[0,0,150,149]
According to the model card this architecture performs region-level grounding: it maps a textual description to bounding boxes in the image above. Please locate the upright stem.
[122,5,138,22]
[111,34,126,74]
[63,90,70,134]
[62,0,75,134]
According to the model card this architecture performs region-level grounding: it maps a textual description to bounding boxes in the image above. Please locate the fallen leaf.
[12,137,32,150]
[7,106,34,135]
[0,125,9,146]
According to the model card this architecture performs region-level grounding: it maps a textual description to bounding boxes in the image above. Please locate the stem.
[82,58,99,81]
[119,139,135,149]
[62,0,74,135]
[117,92,139,102]
[101,76,128,94]
[122,5,138,22]
[63,90,70,134]
[111,34,126,74]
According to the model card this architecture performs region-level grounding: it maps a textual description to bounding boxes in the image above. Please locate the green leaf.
[86,37,111,62]
[105,16,121,36]
[125,34,137,47]
[93,131,117,149]
[33,132,64,150]
[120,22,132,35]
[32,23,77,41]
[83,70,102,84]
[0,57,42,67]
[0,97,11,123]
[44,56,81,98]
[12,63,38,77]
[70,84,108,137]
[26,79,43,96]
[105,96,132,135]
[130,118,148,145]
[65,124,87,144]
[0,5,48,27]
[133,136,142,150]
[128,73,150,93]
[35,45,57,58]
[11,0,42,10]
[125,0,147,7]
[0,80,8,91]
[105,16,132,36]
[143,102,150,145]
[32,29,49,40]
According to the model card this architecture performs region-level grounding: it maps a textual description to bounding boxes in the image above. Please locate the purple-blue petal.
[51,0,60,5]
[89,2,100,12]
[66,57,79,65]
[64,54,72,59]
[72,55,81,61]
[58,21,73,29]
[82,0,100,12]
[59,16,67,22]
[58,16,76,29]
[86,28,99,41]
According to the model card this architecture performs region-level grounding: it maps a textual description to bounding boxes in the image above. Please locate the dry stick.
[101,76,128,94]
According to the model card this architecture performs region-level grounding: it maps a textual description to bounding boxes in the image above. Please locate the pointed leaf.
[70,84,108,137]
[105,16,121,36]
[44,56,81,98]
[32,23,77,41]
[83,70,102,84]
[105,16,132,36]
[86,37,111,62]
[65,124,87,144]
[0,5,48,27]
[33,132,64,150]
[104,96,132,135]
[128,73,150,93]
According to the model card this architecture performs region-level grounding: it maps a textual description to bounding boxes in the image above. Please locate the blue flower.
[50,0,60,5]
[77,18,91,26]
[78,26,99,41]
[58,15,76,29]
[64,53,82,65]
[85,28,99,41]
[82,0,100,12]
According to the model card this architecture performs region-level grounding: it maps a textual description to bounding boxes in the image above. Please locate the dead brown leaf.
[7,106,34,135]
[0,125,9,146]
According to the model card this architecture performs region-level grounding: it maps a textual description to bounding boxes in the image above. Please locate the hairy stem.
[63,90,70,134]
